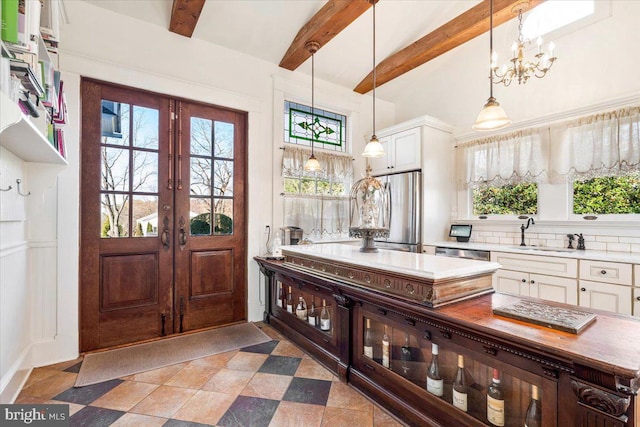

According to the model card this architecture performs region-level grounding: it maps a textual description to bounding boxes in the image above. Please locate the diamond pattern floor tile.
[12,323,407,427]
[217,395,280,427]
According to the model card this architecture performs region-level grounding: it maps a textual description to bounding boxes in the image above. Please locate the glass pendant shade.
[304,154,321,172]
[362,135,385,158]
[472,97,512,131]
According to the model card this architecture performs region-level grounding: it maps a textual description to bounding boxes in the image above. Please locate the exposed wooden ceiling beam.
[169,0,206,38]
[280,0,377,71]
[354,0,544,94]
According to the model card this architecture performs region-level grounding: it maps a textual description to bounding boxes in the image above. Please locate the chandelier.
[492,4,557,86]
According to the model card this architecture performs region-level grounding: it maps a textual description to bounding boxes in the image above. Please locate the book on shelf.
[18,90,39,117]
[1,0,19,44]
[9,57,44,96]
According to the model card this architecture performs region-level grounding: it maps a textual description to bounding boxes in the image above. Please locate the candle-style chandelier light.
[491,3,557,86]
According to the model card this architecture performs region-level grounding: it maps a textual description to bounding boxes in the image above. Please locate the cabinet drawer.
[635,265,639,287]
[579,260,632,286]
[490,252,577,278]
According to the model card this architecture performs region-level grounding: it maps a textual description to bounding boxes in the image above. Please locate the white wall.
[2,0,393,372]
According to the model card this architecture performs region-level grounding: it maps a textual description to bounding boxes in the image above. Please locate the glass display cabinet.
[352,302,555,427]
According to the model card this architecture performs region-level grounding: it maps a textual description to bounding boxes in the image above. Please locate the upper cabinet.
[369,127,421,176]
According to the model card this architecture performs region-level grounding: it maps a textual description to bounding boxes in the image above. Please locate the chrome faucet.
[520,218,535,246]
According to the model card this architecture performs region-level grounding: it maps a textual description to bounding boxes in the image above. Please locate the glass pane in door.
[213,199,233,235]
[190,197,211,236]
[100,100,160,238]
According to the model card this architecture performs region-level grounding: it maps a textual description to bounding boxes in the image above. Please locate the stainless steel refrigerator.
[374,170,422,252]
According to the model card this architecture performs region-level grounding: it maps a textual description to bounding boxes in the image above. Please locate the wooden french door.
[80,79,247,352]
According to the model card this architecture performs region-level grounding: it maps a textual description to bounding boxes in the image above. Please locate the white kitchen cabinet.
[422,245,436,255]
[633,287,640,318]
[493,269,578,305]
[579,279,632,315]
[369,127,421,176]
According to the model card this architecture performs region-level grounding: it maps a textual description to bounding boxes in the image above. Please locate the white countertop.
[427,241,640,264]
[281,243,501,281]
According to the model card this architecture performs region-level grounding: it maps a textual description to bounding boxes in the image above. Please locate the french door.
[80,79,247,352]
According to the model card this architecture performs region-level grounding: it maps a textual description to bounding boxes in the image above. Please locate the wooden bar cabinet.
[255,249,640,427]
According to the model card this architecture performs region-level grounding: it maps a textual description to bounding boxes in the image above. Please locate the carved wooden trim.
[283,253,493,308]
[572,380,631,417]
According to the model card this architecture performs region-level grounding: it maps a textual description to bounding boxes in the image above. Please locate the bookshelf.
[0,90,67,165]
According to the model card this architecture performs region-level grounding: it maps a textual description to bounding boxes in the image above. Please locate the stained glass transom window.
[284,100,346,152]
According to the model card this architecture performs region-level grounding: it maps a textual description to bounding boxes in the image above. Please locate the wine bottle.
[276,282,283,307]
[307,297,318,326]
[524,384,542,427]
[426,343,443,397]
[487,368,505,427]
[452,355,468,412]
[363,318,373,358]
[286,286,293,313]
[320,299,331,331]
[382,325,390,369]
[400,332,411,375]
[296,296,307,320]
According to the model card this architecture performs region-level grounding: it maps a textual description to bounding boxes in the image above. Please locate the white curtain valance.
[549,106,640,182]
[282,194,349,240]
[281,146,353,182]
[457,127,550,189]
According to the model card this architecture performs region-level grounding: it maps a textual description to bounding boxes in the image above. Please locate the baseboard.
[0,344,33,404]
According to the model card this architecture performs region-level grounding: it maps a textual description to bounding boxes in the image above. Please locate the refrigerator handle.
[385,180,392,227]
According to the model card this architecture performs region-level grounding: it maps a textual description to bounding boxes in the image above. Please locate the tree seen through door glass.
[190,117,235,235]
[100,100,160,238]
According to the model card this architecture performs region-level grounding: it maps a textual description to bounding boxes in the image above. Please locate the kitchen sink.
[509,246,575,253]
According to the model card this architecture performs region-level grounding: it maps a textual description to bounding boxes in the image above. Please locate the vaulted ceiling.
[82,0,549,108]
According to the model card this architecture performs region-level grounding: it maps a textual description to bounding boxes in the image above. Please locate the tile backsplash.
[460,223,640,254]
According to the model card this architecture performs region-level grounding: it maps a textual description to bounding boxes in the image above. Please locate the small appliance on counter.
[449,224,472,242]
[281,226,303,245]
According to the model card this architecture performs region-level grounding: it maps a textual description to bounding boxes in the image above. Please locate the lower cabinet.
[493,270,578,305]
[578,279,632,315]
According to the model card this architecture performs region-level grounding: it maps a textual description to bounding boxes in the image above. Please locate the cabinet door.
[578,280,632,315]
[493,269,529,297]
[391,128,421,173]
[369,136,391,176]
[530,274,578,305]
[633,287,640,318]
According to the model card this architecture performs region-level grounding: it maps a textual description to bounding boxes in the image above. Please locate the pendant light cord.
[311,50,315,156]
[489,0,494,99]
[372,1,376,137]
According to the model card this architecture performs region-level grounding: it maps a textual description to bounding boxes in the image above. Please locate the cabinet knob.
[600,270,607,275]
[636,296,640,301]
[581,287,586,292]
[521,279,527,283]
[530,280,535,284]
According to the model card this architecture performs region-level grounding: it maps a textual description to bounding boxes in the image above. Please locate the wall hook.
[0,184,11,192]
[16,179,31,197]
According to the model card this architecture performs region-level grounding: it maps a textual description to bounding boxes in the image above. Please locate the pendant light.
[304,41,322,172]
[473,0,511,131]
[362,0,384,158]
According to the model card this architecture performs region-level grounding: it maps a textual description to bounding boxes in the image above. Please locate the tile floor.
[15,323,407,427]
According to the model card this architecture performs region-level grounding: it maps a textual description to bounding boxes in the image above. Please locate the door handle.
[161,216,170,250]
[179,216,187,250]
